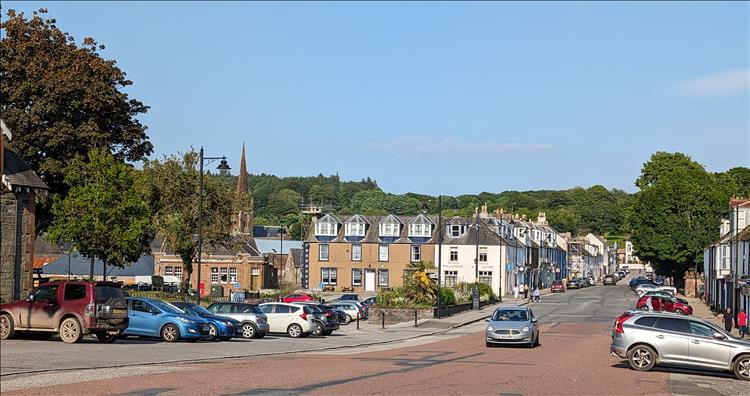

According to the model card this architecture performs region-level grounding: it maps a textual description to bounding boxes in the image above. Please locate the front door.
[364,270,376,291]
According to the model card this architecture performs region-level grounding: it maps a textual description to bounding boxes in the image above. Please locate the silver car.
[485,307,539,348]
[610,311,750,380]
[206,302,269,339]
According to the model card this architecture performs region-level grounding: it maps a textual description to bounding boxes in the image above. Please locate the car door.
[274,304,294,332]
[651,317,691,363]
[29,284,60,328]
[128,299,158,336]
[687,320,732,369]
[260,304,279,332]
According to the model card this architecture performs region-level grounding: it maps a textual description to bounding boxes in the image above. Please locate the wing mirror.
[712,332,726,340]
[531,318,539,323]
[26,294,35,302]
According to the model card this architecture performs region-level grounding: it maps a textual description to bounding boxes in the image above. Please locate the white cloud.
[363,135,554,155]
[675,68,749,96]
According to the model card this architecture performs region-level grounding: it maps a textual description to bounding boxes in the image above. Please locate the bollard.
[381,311,385,329]
[356,312,360,330]
[414,309,418,327]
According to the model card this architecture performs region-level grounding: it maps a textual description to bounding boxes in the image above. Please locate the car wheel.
[527,337,534,348]
[674,309,684,315]
[0,314,15,340]
[287,323,303,338]
[160,323,180,343]
[733,354,750,381]
[534,333,540,347]
[486,342,492,348]
[59,317,83,344]
[344,315,352,324]
[323,330,333,336]
[240,323,257,339]
[628,345,656,371]
[208,324,220,340]
[96,333,117,343]
[313,322,324,336]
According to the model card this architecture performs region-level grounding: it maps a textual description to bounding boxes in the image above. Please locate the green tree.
[268,189,302,216]
[547,208,580,234]
[627,152,728,286]
[46,149,153,277]
[143,150,233,292]
[1,9,153,231]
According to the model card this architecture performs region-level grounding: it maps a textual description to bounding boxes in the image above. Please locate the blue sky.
[4,2,749,195]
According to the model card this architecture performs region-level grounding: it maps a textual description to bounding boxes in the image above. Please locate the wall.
[367,307,434,325]
[1,190,35,303]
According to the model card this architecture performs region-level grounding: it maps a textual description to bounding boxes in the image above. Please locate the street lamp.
[473,208,481,310]
[434,196,444,318]
[196,147,230,305]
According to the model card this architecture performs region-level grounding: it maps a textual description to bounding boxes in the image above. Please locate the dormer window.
[315,222,338,236]
[449,224,466,237]
[346,222,365,236]
[379,214,402,237]
[408,214,433,238]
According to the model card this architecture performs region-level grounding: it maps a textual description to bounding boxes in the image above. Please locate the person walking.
[513,283,519,300]
[523,283,529,300]
[738,309,747,339]
[532,287,540,302]
[723,308,734,334]
[646,296,654,311]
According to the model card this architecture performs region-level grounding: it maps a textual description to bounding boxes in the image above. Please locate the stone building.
[1,119,48,302]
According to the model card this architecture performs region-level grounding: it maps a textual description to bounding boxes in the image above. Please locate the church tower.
[232,143,254,235]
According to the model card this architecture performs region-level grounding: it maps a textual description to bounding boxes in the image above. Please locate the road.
[1,282,748,395]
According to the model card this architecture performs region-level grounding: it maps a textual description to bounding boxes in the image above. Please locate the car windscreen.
[94,285,125,303]
[186,304,212,316]
[152,300,184,314]
[492,310,528,321]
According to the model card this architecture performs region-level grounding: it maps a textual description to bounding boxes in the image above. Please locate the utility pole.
[436,195,443,318]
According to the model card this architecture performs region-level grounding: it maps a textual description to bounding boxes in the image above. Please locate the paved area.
[3,280,749,395]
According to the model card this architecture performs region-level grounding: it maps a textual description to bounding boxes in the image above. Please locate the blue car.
[124,297,211,342]
[171,302,240,341]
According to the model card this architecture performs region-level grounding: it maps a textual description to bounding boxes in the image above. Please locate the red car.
[0,281,129,343]
[636,295,693,315]
[282,293,315,303]
[550,281,565,293]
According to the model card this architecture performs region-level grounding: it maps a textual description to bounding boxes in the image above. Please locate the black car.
[337,294,360,302]
[361,297,376,307]
[297,302,340,336]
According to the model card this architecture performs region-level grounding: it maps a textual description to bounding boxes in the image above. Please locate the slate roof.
[43,253,155,276]
[253,225,287,238]
[3,147,48,190]
[254,238,303,255]
[153,233,260,257]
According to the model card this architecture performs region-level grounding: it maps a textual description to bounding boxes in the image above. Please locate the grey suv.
[610,311,750,380]
[206,302,269,339]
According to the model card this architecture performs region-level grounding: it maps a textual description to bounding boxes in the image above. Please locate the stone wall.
[0,190,35,303]
[367,307,434,325]
[683,271,703,298]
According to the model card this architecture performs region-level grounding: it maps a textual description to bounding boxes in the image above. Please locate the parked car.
[123,297,210,342]
[630,277,656,290]
[654,276,665,286]
[588,277,597,286]
[603,275,617,286]
[636,284,676,297]
[361,297,377,307]
[0,281,129,343]
[258,302,315,338]
[205,302,269,339]
[329,302,363,324]
[644,291,689,305]
[550,281,565,293]
[171,302,240,341]
[610,311,750,380]
[324,305,348,324]
[636,296,693,315]
[485,306,539,348]
[567,279,581,289]
[337,294,360,302]
[282,293,315,303]
[295,302,340,336]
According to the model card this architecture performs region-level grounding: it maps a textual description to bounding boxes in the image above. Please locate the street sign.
[319,282,324,290]
[233,282,240,289]
[506,263,513,271]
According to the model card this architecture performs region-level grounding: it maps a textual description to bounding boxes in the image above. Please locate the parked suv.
[206,302,269,339]
[610,311,750,380]
[259,302,315,338]
[0,281,129,343]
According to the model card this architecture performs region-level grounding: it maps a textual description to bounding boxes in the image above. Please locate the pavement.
[685,296,747,339]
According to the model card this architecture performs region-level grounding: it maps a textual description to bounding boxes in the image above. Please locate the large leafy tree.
[143,150,233,291]
[1,9,153,231]
[627,152,729,285]
[46,149,153,277]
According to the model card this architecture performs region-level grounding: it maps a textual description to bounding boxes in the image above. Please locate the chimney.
[480,203,489,218]
[493,208,501,217]
[537,211,547,225]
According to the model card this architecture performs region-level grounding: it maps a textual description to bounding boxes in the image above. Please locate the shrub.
[438,287,456,306]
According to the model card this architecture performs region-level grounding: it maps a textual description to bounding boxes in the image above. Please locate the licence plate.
[495,335,512,339]
[113,309,127,315]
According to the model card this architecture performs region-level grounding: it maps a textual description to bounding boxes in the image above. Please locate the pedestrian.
[523,284,529,300]
[723,308,733,334]
[513,283,519,300]
[646,296,653,311]
[738,309,747,339]
[532,287,540,302]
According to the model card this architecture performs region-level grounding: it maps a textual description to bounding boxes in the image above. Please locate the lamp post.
[279,226,286,287]
[57,240,74,280]
[196,147,230,305]
[473,208,480,310]
[436,195,443,318]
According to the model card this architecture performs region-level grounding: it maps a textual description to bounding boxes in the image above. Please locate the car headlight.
[521,327,530,333]
[224,321,233,325]
[177,317,196,324]
[487,326,494,332]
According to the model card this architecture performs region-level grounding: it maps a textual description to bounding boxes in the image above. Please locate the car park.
[636,295,692,315]
[282,293,315,303]
[123,297,210,342]
[296,302,340,336]
[550,281,565,293]
[603,275,617,286]
[485,307,539,348]
[258,302,315,338]
[171,302,240,341]
[610,311,750,380]
[206,302,269,339]
[0,281,129,343]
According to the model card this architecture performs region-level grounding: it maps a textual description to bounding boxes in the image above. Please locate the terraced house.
[304,213,437,292]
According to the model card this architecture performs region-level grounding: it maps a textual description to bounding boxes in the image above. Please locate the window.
[174,266,182,278]
[319,244,329,261]
[131,300,152,313]
[32,285,59,301]
[315,222,338,236]
[351,244,362,261]
[379,223,400,237]
[479,247,488,262]
[688,321,716,338]
[479,271,492,285]
[634,316,657,327]
[251,268,260,276]
[211,268,219,284]
[450,225,463,237]
[449,247,458,262]
[64,284,87,301]
[411,245,421,262]
[229,267,237,283]
[164,266,173,276]
[220,268,228,284]
[379,269,389,287]
[345,222,366,236]
[274,305,292,314]
[352,269,362,286]
[409,223,431,237]
[654,318,688,333]
[322,268,338,285]
[379,244,389,261]
[444,271,458,287]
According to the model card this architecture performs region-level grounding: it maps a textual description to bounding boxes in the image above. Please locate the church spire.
[237,142,248,195]
[232,142,254,235]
